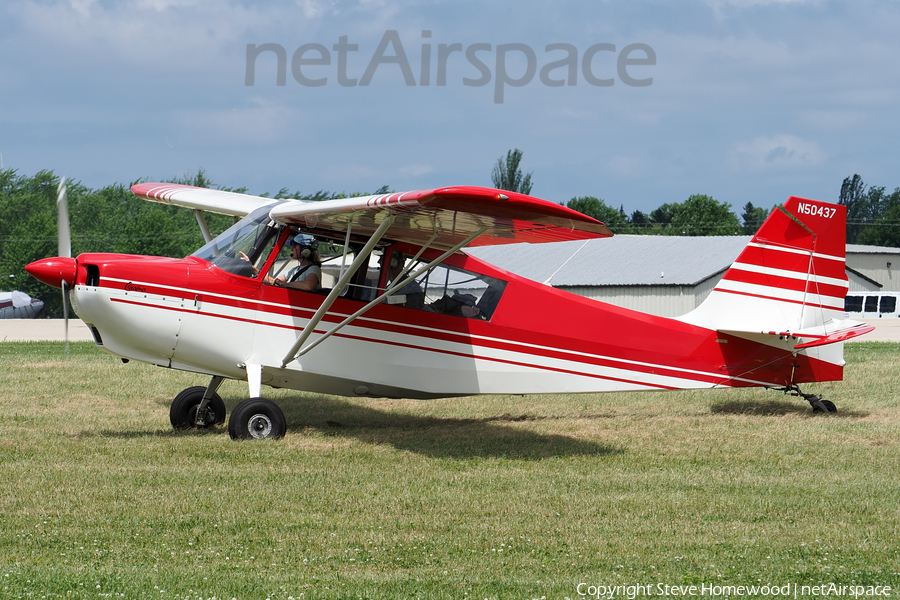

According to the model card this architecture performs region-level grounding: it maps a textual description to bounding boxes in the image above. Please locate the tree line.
[493,150,900,241]
[561,175,900,241]
[492,148,768,235]
[2,165,898,318]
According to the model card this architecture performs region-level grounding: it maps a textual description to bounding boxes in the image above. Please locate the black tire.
[170,386,226,429]
[811,397,837,413]
[228,398,286,440]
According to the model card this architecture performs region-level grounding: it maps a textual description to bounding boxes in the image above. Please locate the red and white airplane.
[26,183,873,439]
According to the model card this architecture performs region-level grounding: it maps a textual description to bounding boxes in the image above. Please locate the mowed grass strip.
[1,341,898,599]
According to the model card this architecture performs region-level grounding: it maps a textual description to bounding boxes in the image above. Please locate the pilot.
[381,250,425,309]
[271,233,322,291]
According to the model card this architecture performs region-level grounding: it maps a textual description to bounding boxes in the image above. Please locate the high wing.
[130,183,612,249]
[268,186,612,249]
[131,183,279,217]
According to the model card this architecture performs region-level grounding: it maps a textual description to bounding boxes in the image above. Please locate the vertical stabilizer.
[679,197,848,334]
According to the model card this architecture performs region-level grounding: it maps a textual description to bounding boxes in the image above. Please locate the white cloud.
[730,134,824,170]
[294,0,330,19]
[6,1,289,75]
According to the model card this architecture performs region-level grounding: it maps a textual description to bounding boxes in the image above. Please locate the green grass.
[1,341,899,599]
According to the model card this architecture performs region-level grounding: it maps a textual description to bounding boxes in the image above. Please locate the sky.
[2,0,899,216]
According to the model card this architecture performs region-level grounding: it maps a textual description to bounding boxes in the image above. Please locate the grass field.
[1,341,899,599]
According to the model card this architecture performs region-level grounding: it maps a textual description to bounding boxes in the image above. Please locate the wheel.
[170,386,226,429]
[228,398,286,440]
[811,397,837,413]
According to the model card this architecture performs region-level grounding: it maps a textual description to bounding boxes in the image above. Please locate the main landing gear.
[781,384,837,413]
[169,383,226,429]
[169,376,287,440]
[227,398,286,440]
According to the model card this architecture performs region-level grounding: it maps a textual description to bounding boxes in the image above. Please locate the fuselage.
[65,246,840,400]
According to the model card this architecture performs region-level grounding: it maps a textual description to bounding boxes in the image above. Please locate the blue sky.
[2,0,898,215]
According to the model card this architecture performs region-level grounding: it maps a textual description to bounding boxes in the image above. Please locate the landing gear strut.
[781,384,836,413]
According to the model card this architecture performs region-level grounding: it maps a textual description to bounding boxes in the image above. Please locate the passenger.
[381,251,425,309]
[271,233,322,291]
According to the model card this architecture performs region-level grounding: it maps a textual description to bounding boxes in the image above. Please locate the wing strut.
[194,210,213,244]
[281,225,489,367]
[280,215,396,367]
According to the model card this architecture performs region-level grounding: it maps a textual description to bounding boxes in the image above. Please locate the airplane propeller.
[58,177,71,351]
[24,177,79,351]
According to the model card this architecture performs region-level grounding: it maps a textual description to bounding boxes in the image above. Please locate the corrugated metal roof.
[466,235,752,287]
[846,244,900,254]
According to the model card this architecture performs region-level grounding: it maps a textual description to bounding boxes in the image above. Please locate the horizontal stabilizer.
[791,321,875,349]
[720,319,875,350]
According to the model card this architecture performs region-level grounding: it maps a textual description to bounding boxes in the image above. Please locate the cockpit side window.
[418,261,507,320]
[378,251,507,320]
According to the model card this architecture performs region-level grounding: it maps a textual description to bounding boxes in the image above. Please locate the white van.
[844,292,900,318]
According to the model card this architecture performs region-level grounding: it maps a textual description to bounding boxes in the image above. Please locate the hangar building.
[466,236,900,318]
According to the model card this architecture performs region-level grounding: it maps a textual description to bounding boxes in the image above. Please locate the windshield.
[191,205,281,278]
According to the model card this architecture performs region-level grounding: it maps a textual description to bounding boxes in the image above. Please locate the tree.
[837,174,900,246]
[650,194,742,236]
[855,187,900,247]
[0,170,65,317]
[740,202,770,235]
[649,204,677,234]
[491,148,533,195]
[840,174,869,243]
[566,196,630,232]
[630,210,649,232]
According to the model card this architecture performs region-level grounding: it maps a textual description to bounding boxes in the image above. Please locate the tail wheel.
[812,398,837,413]
[228,398,286,440]
[170,386,226,429]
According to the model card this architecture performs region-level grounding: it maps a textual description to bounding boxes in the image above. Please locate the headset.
[289,233,318,260]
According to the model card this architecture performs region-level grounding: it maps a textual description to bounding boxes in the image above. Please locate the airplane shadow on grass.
[709,398,869,418]
[96,393,868,457]
[270,394,621,459]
